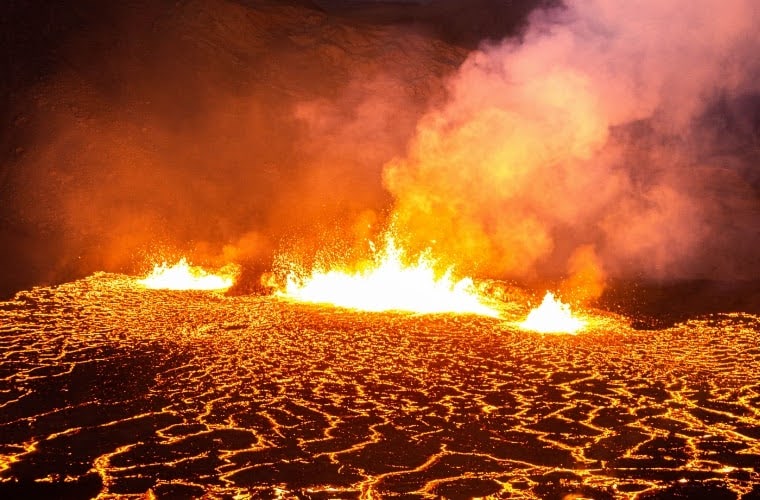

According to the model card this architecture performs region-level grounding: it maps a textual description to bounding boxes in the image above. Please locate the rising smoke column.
[384,0,760,289]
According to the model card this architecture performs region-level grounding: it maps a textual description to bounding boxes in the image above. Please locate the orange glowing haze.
[138,258,239,291]
[379,0,760,285]
[4,0,758,300]
[277,233,500,317]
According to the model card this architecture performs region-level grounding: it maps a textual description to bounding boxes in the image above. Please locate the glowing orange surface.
[138,258,238,291]
[278,236,500,317]
[519,291,586,334]
[2,274,759,498]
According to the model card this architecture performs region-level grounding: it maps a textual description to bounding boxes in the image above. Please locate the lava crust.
[1,274,759,498]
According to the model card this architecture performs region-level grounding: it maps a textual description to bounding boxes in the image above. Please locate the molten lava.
[519,292,585,334]
[278,236,499,317]
[138,258,238,291]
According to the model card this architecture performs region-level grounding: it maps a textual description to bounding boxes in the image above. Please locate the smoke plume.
[384,0,760,295]
[2,0,759,298]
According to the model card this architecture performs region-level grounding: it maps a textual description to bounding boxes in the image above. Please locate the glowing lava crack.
[278,237,500,317]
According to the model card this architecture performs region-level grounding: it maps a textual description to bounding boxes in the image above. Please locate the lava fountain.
[277,234,500,317]
[519,291,585,334]
[138,258,239,291]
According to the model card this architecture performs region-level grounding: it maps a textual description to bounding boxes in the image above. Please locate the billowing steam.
[384,0,760,294]
[3,0,759,298]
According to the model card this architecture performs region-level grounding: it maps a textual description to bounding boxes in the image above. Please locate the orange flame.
[138,258,238,291]
[277,236,500,317]
[519,291,585,334]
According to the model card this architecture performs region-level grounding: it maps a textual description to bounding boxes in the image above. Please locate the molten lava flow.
[138,258,238,291]
[278,236,499,317]
[519,292,585,334]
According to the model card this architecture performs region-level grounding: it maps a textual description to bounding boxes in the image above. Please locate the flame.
[138,258,238,291]
[277,236,499,317]
[519,291,585,334]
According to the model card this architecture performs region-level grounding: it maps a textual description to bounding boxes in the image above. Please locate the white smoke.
[384,0,760,288]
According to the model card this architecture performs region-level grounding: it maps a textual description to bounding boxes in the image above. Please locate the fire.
[138,258,238,291]
[277,236,500,317]
[519,291,585,334]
